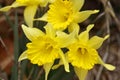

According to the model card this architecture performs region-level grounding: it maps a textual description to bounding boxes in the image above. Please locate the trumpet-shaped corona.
[68,42,99,70]
[19,24,71,68]
[67,24,115,80]
[26,35,59,65]
[47,0,74,30]
[52,24,115,80]
[18,24,74,80]
[67,25,114,70]
[37,0,99,31]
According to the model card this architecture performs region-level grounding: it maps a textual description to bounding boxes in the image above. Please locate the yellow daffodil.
[52,24,115,80]
[0,0,50,27]
[67,24,115,80]
[18,24,77,80]
[36,0,99,31]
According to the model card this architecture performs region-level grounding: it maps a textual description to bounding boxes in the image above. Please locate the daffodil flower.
[18,24,76,80]
[0,0,50,27]
[67,24,115,80]
[52,24,115,80]
[36,0,99,31]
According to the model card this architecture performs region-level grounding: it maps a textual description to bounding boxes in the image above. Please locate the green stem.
[11,10,19,80]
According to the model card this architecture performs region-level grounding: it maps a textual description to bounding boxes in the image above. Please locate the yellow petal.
[86,24,94,31]
[74,67,88,80]
[49,0,55,3]
[98,56,116,71]
[104,64,116,71]
[0,6,12,12]
[88,35,109,49]
[79,24,94,42]
[52,53,69,70]
[11,1,26,7]
[56,29,76,47]
[70,0,84,12]
[40,0,50,7]
[44,23,55,37]
[18,51,28,62]
[22,24,45,41]
[58,49,70,72]
[74,10,99,23]
[68,23,80,34]
[43,63,53,80]
[0,1,25,12]
[56,31,70,47]
[24,5,37,27]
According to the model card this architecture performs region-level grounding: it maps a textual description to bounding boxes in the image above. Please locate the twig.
[107,1,120,32]
[100,0,120,32]
[28,67,34,80]
[96,0,111,80]
[0,36,9,54]
[18,62,21,80]
[92,12,105,23]
[35,67,44,80]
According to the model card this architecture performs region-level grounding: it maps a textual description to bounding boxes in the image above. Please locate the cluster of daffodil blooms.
[0,0,115,80]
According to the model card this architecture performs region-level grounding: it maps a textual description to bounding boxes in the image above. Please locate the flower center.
[26,35,59,65]
[44,43,53,53]
[77,48,88,55]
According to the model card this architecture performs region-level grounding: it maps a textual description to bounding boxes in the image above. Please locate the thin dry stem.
[96,0,111,80]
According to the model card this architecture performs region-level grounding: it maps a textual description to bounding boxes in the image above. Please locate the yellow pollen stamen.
[45,43,53,51]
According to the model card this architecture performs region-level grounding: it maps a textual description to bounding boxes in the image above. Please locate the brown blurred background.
[0,0,120,80]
